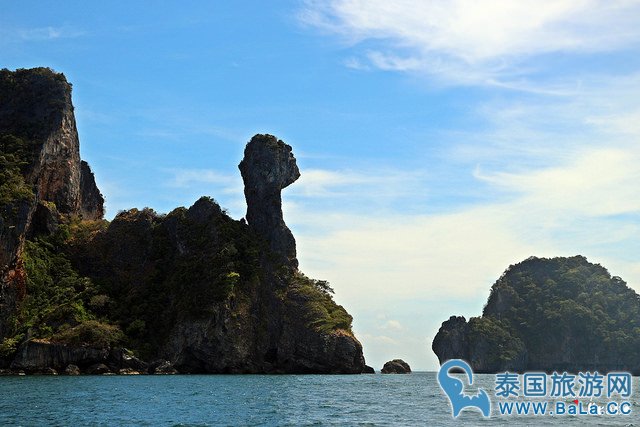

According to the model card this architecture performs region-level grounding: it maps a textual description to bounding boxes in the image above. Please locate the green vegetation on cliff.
[2,196,349,363]
[67,200,263,358]
[466,316,525,367]
[0,134,35,211]
[433,256,640,373]
[484,256,640,366]
[0,225,122,356]
[287,273,353,334]
[1,199,354,363]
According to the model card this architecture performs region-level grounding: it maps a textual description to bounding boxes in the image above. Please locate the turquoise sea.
[0,373,637,426]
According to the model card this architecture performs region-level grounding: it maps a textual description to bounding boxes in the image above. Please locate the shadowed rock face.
[431,316,470,362]
[79,160,104,220]
[10,340,148,374]
[239,134,300,268]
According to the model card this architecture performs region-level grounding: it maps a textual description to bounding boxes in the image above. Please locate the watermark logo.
[494,371,633,417]
[437,360,634,419]
[437,359,491,417]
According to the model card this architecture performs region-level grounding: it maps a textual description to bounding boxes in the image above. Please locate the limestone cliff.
[0,68,103,221]
[68,196,364,373]
[0,68,103,340]
[0,68,365,374]
[433,256,640,374]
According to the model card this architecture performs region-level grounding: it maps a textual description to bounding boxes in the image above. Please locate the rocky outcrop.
[0,68,104,338]
[79,160,104,220]
[432,316,526,373]
[381,359,411,374]
[362,365,375,374]
[149,360,178,375]
[86,363,111,375]
[433,256,640,374]
[11,339,107,372]
[9,340,145,374]
[432,316,470,362]
[239,134,300,268]
[0,68,104,220]
[65,364,80,375]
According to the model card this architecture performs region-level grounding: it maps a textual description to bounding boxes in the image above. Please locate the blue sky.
[2,0,640,370]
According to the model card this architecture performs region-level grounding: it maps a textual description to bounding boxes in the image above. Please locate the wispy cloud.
[300,0,640,85]
[476,148,640,217]
[11,25,85,42]
[291,168,426,202]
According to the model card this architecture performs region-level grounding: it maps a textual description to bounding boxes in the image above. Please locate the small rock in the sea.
[65,364,81,375]
[362,365,375,374]
[121,352,148,372]
[150,360,178,375]
[381,359,411,374]
[86,363,111,375]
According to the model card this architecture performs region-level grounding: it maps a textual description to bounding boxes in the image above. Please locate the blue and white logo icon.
[437,359,491,418]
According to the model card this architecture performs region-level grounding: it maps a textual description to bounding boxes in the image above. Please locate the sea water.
[0,373,637,426]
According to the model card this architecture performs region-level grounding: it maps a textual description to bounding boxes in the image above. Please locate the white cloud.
[343,57,369,70]
[366,51,425,72]
[476,148,640,218]
[291,168,425,201]
[382,320,403,331]
[0,25,84,49]
[360,334,397,346]
[300,0,640,84]
[16,26,84,41]
[294,204,541,302]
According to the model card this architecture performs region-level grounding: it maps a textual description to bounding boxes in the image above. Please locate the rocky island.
[433,256,640,374]
[381,359,411,374]
[0,67,366,374]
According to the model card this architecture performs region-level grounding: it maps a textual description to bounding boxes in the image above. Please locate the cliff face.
[433,256,640,374]
[0,68,103,221]
[432,315,526,373]
[0,68,364,374]
[0,68,103,339]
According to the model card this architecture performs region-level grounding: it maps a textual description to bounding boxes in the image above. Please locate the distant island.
[433,255,640,374]
[0,67,369,374]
